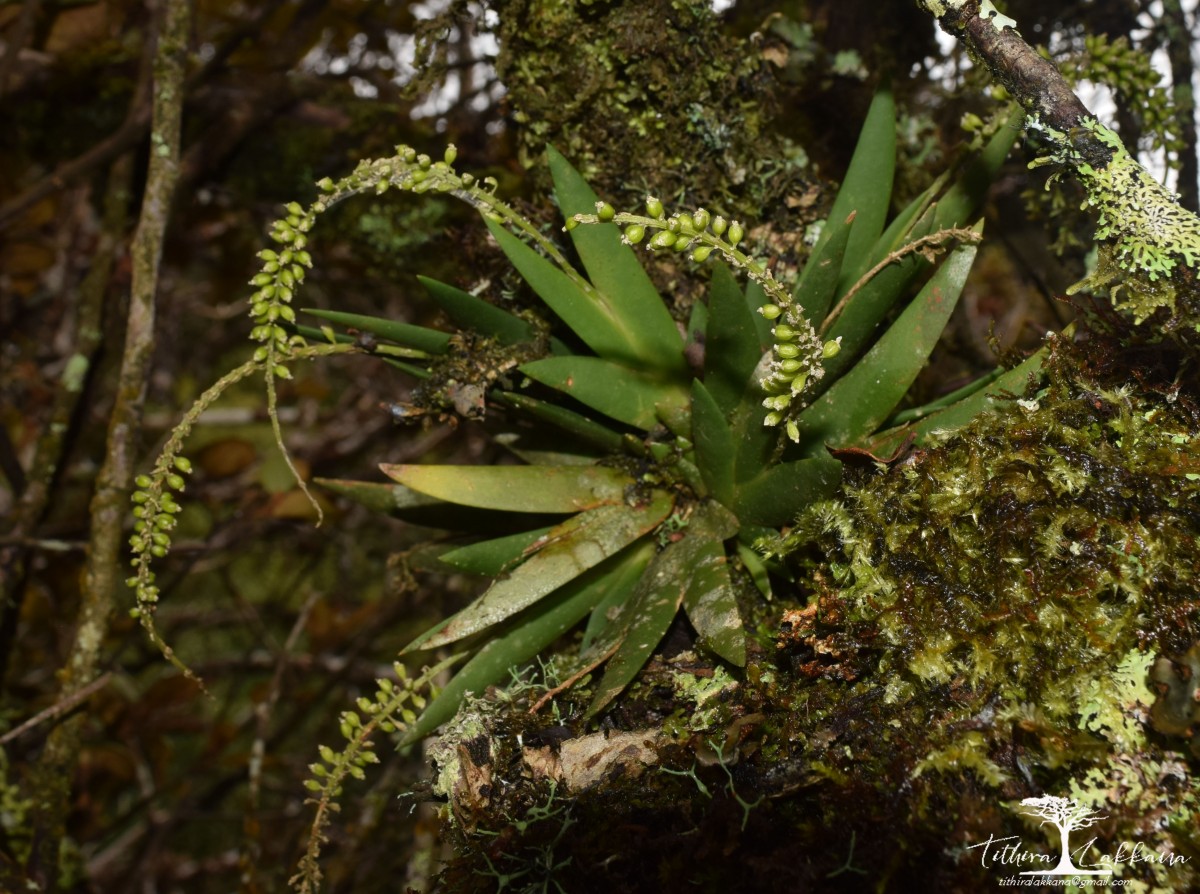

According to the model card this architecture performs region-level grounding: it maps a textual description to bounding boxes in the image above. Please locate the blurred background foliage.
[0,0,1196,891]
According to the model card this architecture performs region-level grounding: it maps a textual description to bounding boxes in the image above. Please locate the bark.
[23,0,191,887]
[921,1,1111,168]
[0,156,133,692]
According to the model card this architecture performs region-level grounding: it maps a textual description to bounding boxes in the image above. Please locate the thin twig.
[26,0,191,883]
[240,590,322,894]
[819,227,981,335]
[528,642,620,715]
[0,673,112,746]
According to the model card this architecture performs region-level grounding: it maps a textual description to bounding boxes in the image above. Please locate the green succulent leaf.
[818,113,1018,382]
[486,219,646,368]
[734,456,842,528]
[586,502,740,715]
[520,356,689,430]
[400,550,643,743]
[704,263,765,415]
[495,392,625,453]
[379,463,636,513]
[417,275,541,346]
[585,548,692,716]
[795,222,983,454]
[820,206,937,381]
[872,172,945,259]
[580,539,657,652]
[315,477,540,532]
[682,537,745,667]
[736,541,773,600]
[691,380,736,505]
[795,210,855,327]
[438,527,556,575]
[861,344,1049,461]
[548,146,686,375]
[301,308,451,354]
[413,492,675,650]
[679,503,743,669]
[910,346,1046,440]
[934,106,1022,231]
[744,280,773,351]
[826,86,896,291]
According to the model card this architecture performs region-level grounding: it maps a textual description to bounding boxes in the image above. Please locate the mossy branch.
[918,0,1200,338]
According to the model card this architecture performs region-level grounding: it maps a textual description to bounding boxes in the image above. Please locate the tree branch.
[25,0,191,887]
[919,0,1200,340]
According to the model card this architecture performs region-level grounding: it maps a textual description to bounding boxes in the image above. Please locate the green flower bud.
[461,172,474,186]
[623,224,646,244]
[166,474,186,491]
[150,545,168,558]
[673,236,694,252]
[666,217,681,233]
[711,216,728,236]
[649,231,678,250]
[132,491,149,504]
[693,208,710,231]
[135,475,153,489]
[596,202,615,222]
[645,196,664,218]
[786,420,801,442]
[773,325,796,340]
[417,153,432,170]
[258,249,278,262]
[316,177,335,192]
[764,411,784,426]
[691,245,714,262]
[779,359,803,374]
[759,304,783,320]
[822,338,842,359]
[790,372,809,394]
[564,217,580,231]
[443,144,457,165]
[776,343,801,359]
[728,221,744,246]
[677,213,695,232]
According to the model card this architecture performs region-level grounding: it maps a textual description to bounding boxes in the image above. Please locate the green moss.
[492,0,810,223]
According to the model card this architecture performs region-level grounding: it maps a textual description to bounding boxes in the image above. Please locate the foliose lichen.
[1032,117,1200,336]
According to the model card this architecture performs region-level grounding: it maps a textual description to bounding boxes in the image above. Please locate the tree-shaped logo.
[1019,796,1112,876]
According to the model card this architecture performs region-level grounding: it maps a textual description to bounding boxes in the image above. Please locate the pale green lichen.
[1033,117,1200,329]
[670,661,739,731]
[978,1,1018,33]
